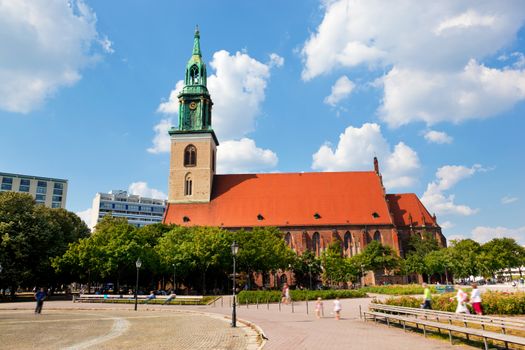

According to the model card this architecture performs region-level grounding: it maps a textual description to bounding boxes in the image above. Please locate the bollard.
[221,296,223,307]
[359,305,362,319]
[229,297,231,308]
[306,299,309,315]
[279,301,281,312]
[292,300,294,313]
[246,299,249,309]
[257,298,259,309]
[213,299,216,307]
[267,298,269,310]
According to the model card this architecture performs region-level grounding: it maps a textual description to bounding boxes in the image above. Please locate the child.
[451,288,470,314]
[315,297,324,319]
[333,297,342,320]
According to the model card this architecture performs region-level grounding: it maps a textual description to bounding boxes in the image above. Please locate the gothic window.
[184,174,193,196]
[374,230,381,242]
[285,232,291,246]
[344,231,352,257]
[312,232,320,256]
[184,145,197,167]
[190,65,200,84]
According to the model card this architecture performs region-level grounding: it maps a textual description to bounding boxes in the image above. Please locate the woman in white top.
[451,288,470,314]
[470,283,483,315]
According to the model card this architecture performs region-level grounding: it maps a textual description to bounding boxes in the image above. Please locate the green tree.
[479,238,525,280]
[291,250,321,289]
[448,239,481,279]
[0,192,89,296]
[357,240,400,277]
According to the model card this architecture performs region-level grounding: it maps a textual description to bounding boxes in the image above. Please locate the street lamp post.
[134,258,142,311]
[308,263,313,290]
[172,263,176,292]
[231,241,239,328]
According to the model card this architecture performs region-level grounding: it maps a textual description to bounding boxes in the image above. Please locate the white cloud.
[424,130,453,144]
[471,225,525,244]
[268,53,284,68]
[301,1,525,126]
[0,0,110,113]
[440,221,455,230]
[311,123,420,189]
[379,60,525,127]
[128,182,167,200]
[207,50,273,140]
[147,117,173,154]
[501,196,519,204]
[217,138,278,174]
[99,35,114,54]
[324,75,355,106]
[76,207,93,231]
[157,80,185,115]
[434,10,496,35]
[446,234,467,242]
[421,164,483,216]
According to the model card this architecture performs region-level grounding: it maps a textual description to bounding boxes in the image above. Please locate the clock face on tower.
[189,101,197,110]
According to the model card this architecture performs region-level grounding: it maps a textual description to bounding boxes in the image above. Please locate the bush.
[361,284,436,295]
[237,289,367,304]
[381,291,525,315]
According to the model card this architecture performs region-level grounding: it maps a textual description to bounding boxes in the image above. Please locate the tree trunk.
[202,270,206,295]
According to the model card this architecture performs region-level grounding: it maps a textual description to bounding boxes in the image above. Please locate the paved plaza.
[0,297,466,349]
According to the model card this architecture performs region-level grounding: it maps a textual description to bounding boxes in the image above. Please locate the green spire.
[192,25,201,56]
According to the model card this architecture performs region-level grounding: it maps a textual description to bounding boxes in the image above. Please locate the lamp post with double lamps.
[134,258,142,311]
[231,241,239,327]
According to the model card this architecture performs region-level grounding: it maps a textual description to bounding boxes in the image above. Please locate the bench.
[364,304,525,349]
[435,285,455,294]
[369,303,525,332]
[363,310,525,350]
[74,294,204,304]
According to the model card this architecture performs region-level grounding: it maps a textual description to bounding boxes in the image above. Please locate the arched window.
[312,232,320,256]
[344,232,352,257]
[280,274,287,286]
[184,145,197,167]
[285,232,291,246]
[374,230,381,242]
[190,65,200,84]
[184,174,193,196]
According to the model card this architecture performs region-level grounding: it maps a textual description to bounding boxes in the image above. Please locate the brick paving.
[0,297,462,349]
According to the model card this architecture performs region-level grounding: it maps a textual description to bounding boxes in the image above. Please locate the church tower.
[168,27,218,203]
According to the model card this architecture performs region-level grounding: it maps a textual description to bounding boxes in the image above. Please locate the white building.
[90,190,166,230]
[0,171,68,209]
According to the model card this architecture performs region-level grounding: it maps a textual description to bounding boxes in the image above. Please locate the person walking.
[281,283,290,304]
[34,288,46,314]
[315,297,324,319]
[421,283,432,309]
[470,283,483,315]
[333,297,342,320]
[451,288,470,314]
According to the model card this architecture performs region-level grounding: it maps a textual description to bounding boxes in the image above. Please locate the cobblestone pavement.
[0,305,257,350]
[1,297,465,350]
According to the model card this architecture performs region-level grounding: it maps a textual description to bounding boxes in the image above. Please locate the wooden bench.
[363,310,525,350]
[369,303,525,332]
[74,294,204,304]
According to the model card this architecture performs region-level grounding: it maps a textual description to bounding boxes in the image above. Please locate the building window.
[128,205,139,211]
[374,230,381,242]
[52,195,62,202]
[1,177,13,191]
[190,65,200,84]
[37,181,47,188]
[184,174,193,196]
[101,202,112,209]
[53,188,63,195]
[285,232,291,246]
[19,179,30,192]
[312,232,320,256]
[184,145,197,167]
[344,232,352,256]
[36,187,46,194]
[54,183,64,189]
[114,203,126,210]
[36,194,45,201]
[51,202,61,208]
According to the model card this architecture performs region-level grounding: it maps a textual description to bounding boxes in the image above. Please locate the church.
[163,29,446,285]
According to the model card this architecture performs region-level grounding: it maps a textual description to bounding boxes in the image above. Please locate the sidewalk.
[0,296,462,349]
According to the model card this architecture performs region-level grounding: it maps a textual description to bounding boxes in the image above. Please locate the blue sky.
[1,0,524,243]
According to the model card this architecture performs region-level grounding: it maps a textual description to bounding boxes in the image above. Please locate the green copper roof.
[192,25,201,56]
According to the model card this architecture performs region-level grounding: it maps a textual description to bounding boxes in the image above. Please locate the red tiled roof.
[386,193,437,227]
[164,172,394,227]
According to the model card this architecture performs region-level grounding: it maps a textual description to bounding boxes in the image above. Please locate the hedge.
[237,289,367,304]
[380,291,525,315]
[75,296,216,305]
